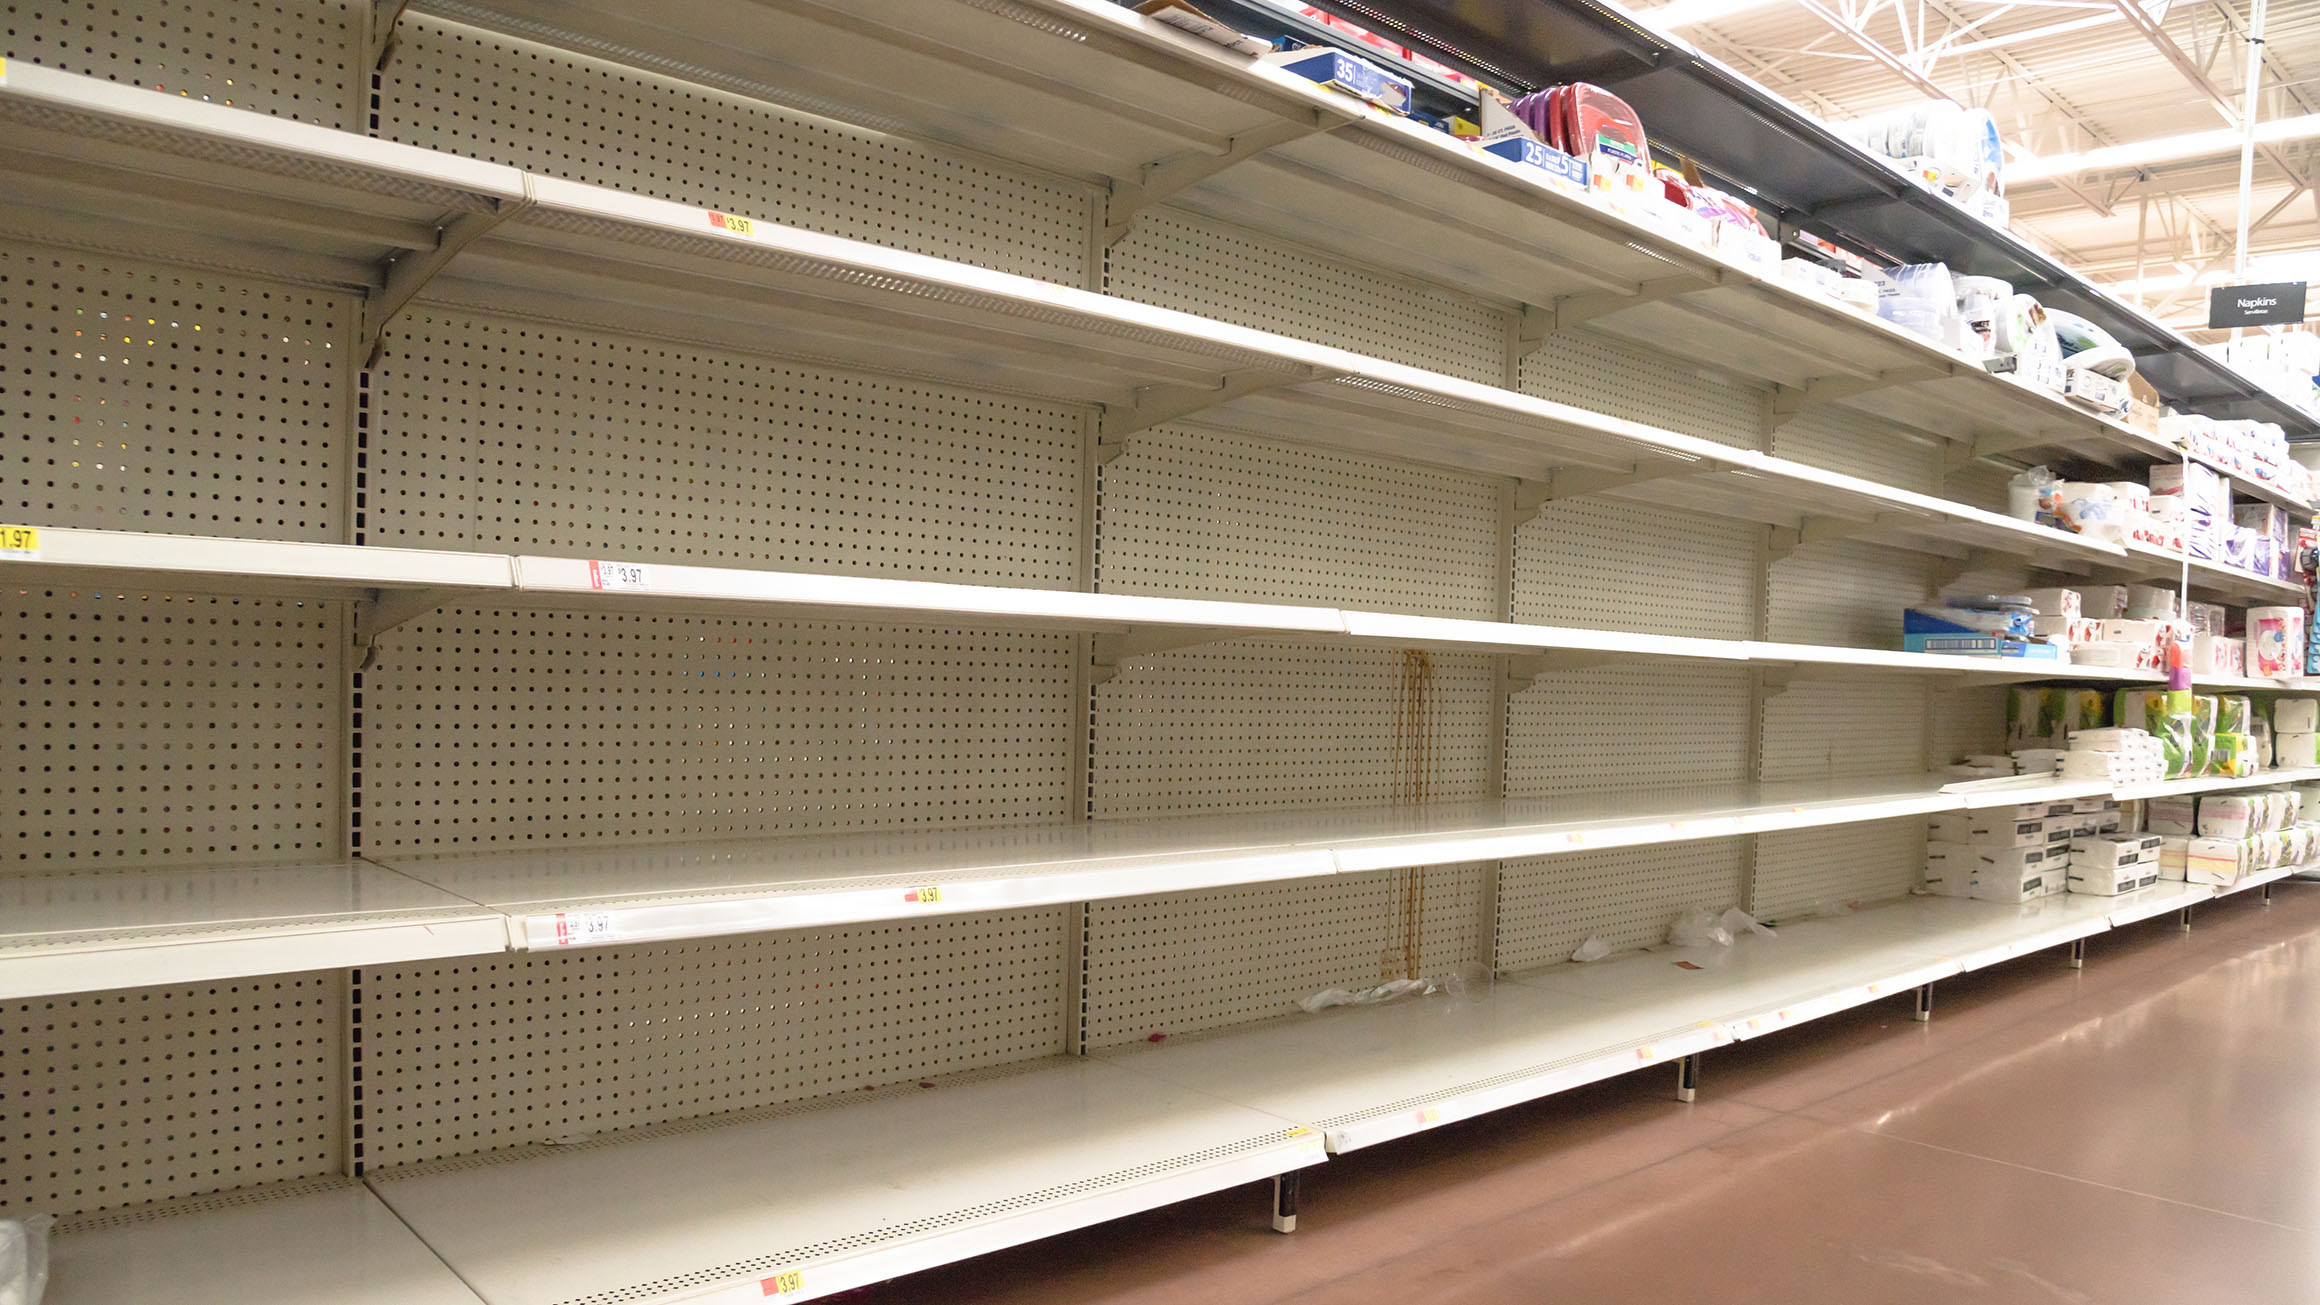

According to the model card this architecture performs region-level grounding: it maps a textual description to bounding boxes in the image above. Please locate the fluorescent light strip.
[1643,0,1785,30]
[2012,111,2320,181]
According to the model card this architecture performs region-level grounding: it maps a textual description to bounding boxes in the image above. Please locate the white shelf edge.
[0,525,515,595]
[0,912,510,1001]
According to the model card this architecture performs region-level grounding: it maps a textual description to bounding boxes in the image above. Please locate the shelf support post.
[1271,1170,1302,1234]
[2067,937,2086,969]
[1103,108,1355,246]
[362,176,536,366]
[1675,1054,1700,1103]
[1913,983,1934,1022]
[2178,904,2195,932]
[367,0,409,70]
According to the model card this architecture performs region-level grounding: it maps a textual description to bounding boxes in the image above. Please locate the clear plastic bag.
[1,1214,53,1305]
[1666,905,1733,948]
[1720,907,1777,939]
[1569,936,1614,963]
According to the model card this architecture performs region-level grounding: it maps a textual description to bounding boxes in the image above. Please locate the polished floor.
[858,883,2320,1303]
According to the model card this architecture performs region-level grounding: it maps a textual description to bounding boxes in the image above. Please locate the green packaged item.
[2189,694,2219,776]
[2213,732,2260,777]
[2057,687,2106,735]
[2217,695,2254,736]
[2153,688,2198,779]
[2006,686,2052,749]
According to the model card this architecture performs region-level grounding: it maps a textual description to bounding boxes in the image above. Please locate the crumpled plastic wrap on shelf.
[1,1214,52,1305]
[1569,936,1616,963]
[1721,907,1777,939]
[1298,970,1474,1014]
[1666,905,1732,948]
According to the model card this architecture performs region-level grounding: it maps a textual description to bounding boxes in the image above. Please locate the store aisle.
[859,885,2320,1304]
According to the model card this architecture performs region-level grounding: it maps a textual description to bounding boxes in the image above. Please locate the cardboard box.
[1263,48,1413,112]
[1480,137,1590,191]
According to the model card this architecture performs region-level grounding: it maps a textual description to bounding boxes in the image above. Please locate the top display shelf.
[0,59,2203,567]
[388,0,2305,496]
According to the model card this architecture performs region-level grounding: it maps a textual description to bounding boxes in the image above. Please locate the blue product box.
[1481,137,1591,189]
[1266,48,1413,113]
[1902,634,2062,659]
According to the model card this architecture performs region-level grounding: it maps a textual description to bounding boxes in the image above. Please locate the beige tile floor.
[854,883,2320,1303]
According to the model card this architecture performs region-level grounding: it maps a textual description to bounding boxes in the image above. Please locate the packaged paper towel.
[2278,699,2320,734]
[2279,731,2320,769]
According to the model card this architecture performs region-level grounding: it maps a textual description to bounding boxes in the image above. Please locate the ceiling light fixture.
[1640,0,1785,30]
[2011,112,2320,181]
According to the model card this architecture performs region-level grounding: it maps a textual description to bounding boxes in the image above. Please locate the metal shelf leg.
[1271,1170,1301,1234]
[1675,1054,1700,1103]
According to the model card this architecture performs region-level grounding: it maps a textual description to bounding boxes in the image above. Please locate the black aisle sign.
[2208,281,2309,328]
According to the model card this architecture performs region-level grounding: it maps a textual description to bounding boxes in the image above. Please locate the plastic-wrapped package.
[0,1215,51,1305]
[1666,905,1733,948]
[1720,907,1776,938]
[2045,308,2136,379]
[1564,83,1647,165]
[2217,696,2255,736]
[1569,936,1615,963]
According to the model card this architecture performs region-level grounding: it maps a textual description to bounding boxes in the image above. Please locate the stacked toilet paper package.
[1991,586,2302,678]
[1923,799,2123,902]
[2011,459,2311,587]
[2146,789,2319,888]
[2005,690,2320,782]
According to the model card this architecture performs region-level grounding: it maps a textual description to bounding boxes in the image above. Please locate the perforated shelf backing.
[1080,864,1488,1049]
[1774,402,1943,495]
[359,609,1077,856]
[1494,837,1748,973]
[6,591,343,871]
[1768,538,1934,648]
[356,911,1072,1167]
[1523,329,1766,453]
[0,0,361,128]
[1929,683,2007,767]
[1505,665,1753,801]
[375,11,1091,284]
[0,240,355,542]
[1108,208,1510,387]
[1761,677,1932,787]
[1,973,342,1218]
[1090,643,1495,820]
[1096,423,1500,616]
[1752,817,1927,922]
[367,307,1082,581]
[1514,498,1757,638]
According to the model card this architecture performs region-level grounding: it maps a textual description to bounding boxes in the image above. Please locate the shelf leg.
[2179,905,2195,933]
[2264,882,2275,905]
[1913,983,1934,1023]
[1271,1170,1301,1234]
[2067,937,2086,970]
[1675,1054,1700,1103]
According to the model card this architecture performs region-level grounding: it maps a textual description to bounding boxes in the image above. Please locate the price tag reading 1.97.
[709,211,757,236]
[0,525,39,559]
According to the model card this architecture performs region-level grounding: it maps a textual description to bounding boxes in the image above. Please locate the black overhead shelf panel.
[1293,0,2319,436]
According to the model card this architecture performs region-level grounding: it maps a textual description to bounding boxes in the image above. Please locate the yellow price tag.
[763,1269,804,1294]
[905,885,942,904]
[709,210,757,236]
[0,525,39,559]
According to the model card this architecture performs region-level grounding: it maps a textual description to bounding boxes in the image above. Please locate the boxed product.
[2070,833,2162,870]
[1922,842,1975,897]
[2146,795,2198,835]
[2023,587,2082,618]
[2198,795,2258,839]
[2068,860,2162,896]
[1263,47,1415,112]
[2186,836,2244,885]
[2156,835,2191,881]
[1971,864,2062,903]
[2279,732,2319,769]
[1481,137,1592,191]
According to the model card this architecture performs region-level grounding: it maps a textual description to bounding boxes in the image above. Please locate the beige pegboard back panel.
[6,591,342,870]
[1767,539,1933,647]
[374,13,1091,283]
[1751,817,1926,922]
[1,973,342,1218]
[1096,424,1499,616]
[1107,208,1509,387]
[1505,665,1752,801]
[368,307,1081,583]
[1773,403,1943,494]
[1761,677,1931,785]
[0,0,360,127]
[1090,644,1494,819]
[0,240,355,542]
[361,611,1076,855]
[1928,683,2007,767]
[1522,330,1765,451]
[357,910,1072,1167]
[1495,838,1747,974]
[1080,865,1487,1048]
[1513,499,1757,639]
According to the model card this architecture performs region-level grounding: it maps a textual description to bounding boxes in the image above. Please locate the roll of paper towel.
[2248,607,2308,678]
[2280,732,2320,769]
[2276,699,2318,733]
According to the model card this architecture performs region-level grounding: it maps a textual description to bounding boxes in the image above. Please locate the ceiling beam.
[2109,0,2310,190]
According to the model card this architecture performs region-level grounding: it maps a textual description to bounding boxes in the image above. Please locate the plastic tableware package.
[1564,83,1648,166]
[1957,275,2013,356]
[2044,308,2136,379]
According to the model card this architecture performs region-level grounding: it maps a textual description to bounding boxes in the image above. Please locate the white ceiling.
[1649,0,2320,336]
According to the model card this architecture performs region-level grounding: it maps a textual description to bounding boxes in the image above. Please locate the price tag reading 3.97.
[709,211,757,236]
[587,560,650,591]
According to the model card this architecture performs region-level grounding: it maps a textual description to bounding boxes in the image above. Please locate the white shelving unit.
[1,5,2312,1305]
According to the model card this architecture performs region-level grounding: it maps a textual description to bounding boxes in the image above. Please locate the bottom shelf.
[48,1177,482,1305]
[47,878,2295,1305]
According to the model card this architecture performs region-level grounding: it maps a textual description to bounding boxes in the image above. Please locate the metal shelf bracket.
[352,587,455,669]
[1769,364,1953,427]
[361,175,537,367]
[1103,108,1356,247]
[1096,365,1336,460]
[1091,625,1237,684]
[1544,271,1722,334]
